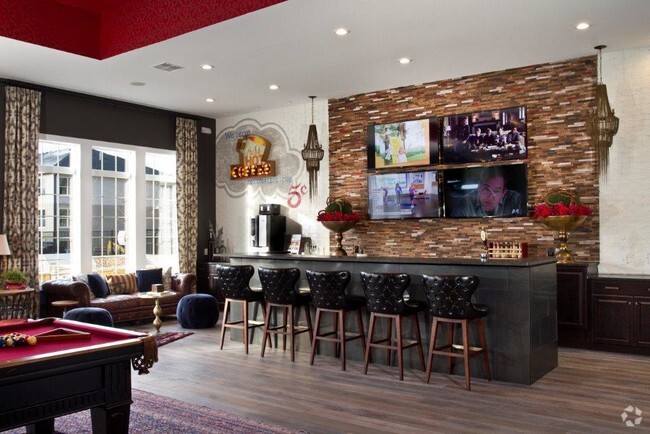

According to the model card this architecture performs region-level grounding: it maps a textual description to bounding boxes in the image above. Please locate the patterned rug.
[154,330,193,347]
[6,388,300,434]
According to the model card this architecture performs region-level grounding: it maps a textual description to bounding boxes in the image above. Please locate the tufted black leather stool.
[360,272,425,381]
[422,274,491,391]
[216,264,268,354]
[306,270,366,371]
[259,267,313,362]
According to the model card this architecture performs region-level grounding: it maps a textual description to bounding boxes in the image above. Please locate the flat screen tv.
[443,163,528,218]
[441,106,527,164]
[367,118,440,169]
[368,170,440,220]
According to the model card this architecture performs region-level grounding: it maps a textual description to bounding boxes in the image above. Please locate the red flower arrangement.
[317,197,359,222]
[533,190,592,219]
[534,202,592,219]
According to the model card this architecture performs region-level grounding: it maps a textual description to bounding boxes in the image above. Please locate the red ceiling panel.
[0,0,285,59]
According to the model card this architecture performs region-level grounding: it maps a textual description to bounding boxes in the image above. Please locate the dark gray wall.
[0,80,216,267]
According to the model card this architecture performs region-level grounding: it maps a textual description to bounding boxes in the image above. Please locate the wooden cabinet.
[196,262,226,302]
[590,276,650,350]
[556,263,595,347]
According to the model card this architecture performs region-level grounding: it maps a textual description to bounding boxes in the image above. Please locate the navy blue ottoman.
[63,307,114,327]
[176,294,220,329]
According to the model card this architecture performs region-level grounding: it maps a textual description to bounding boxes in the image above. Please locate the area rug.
[154,330,193,347]
[6,388,300,434]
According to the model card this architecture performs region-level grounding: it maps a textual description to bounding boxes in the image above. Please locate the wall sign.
[230,135,276,179]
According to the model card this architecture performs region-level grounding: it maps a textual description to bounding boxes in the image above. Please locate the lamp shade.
[0,234,12,256]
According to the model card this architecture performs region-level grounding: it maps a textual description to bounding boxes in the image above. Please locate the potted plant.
[1,269,28,290]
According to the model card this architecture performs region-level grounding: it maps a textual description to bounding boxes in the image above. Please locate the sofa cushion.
[87,272,109,298]
[106,273,138,295]
[136,268,163,292]
[163,267,173,291]
[73,274,95,300]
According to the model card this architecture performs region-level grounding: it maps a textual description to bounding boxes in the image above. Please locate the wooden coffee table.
[138,291,176,334]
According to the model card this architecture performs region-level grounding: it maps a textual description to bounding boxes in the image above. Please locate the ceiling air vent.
[152,62,184,72]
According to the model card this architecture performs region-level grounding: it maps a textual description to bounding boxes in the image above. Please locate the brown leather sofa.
[41,273,196,323]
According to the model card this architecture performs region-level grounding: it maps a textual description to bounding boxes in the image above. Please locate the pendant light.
[301,96,325,200]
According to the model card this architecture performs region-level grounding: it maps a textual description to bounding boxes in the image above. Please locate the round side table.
[51,300,79,316]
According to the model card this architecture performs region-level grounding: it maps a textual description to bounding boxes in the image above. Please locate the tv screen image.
[368,170,440,220]
[442,106,527,164]
[443,164,528,218]
[367,118,440,169]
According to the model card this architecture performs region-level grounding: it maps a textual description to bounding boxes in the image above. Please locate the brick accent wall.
[328,56,599,260]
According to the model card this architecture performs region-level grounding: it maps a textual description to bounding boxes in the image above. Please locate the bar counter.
[225,253,558,385]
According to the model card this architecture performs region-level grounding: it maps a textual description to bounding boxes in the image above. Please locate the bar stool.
[259,267,313,362]
[422,274,491,391]
[306,270,366,371]
[360,271,425,380]
[216,264,268,354]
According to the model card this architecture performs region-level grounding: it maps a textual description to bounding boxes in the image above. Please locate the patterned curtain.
[175,117,198,276]
[4,86,41,317]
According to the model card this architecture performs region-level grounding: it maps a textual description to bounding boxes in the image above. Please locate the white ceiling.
[1,0,649,119]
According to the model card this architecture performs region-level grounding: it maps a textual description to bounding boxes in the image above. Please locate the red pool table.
[0,318,157,433]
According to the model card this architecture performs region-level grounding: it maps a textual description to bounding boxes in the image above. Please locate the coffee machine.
[251,204,286,252]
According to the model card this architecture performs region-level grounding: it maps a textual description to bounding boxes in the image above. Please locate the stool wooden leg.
[461,319,471,391]
[242,300,249,355]
[333,311,340,358]
[413,312,425,371]
[364,313,376,374]
[386,317,393,366]
[310,309,322,365]
[396,314,404,381]
[340,310,347,371]
[478,318,491,381]
[289,305,296,362]
[261,303,272,358]
[304,305,313,342]
[425,318,439,383]
[447,323,455,374]
[220,299,230,350]
[282,306,288,351]
[356,308,366,354]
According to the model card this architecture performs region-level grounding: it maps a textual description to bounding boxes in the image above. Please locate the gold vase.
[321,220,356,256]
[541,215,587,263]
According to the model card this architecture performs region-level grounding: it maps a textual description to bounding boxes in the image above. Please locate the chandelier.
[301,96,325,200]
[587,45,619,179]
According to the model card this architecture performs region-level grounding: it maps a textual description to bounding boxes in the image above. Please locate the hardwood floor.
[130,318,650,433]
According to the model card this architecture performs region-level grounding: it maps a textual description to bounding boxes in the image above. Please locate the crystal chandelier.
[301,96,325,200]
[587,45,619,179]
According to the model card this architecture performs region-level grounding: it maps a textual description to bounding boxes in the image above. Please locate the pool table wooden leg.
[26,418,54,434]
[91,403,130,434]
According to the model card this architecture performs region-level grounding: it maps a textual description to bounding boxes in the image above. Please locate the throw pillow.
[136,268,163,292]
[73,274,95,300]
[87,272,110,298]
[162,267,173,291]
[106,273,138,294]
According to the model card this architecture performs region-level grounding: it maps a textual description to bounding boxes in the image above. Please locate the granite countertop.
[224,252,556,267]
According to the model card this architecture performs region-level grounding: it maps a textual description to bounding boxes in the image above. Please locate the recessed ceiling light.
[576,22,590,30]
[399,58,412,64]
[334,28,349,36]
[206,98,215,103]
[130,81,146,86]
[201,64,214,70]
[269,84,279,90]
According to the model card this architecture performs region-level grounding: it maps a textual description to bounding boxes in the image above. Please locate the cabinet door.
[591,295,633,345]
[634,296,650,347]
[557,267,587,328]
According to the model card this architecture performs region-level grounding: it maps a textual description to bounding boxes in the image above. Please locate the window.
[92,148,130,275]
[38,141,74,281]
[38,135,178,280]
[145,153,178,269]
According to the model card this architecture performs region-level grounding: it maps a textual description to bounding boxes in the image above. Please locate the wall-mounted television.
[367,118,440,169]
[443,163,528,218]
[442,106,527,164]
[368,170,440,220]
